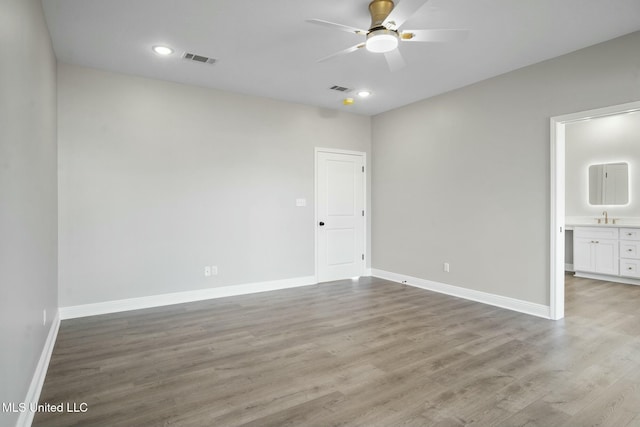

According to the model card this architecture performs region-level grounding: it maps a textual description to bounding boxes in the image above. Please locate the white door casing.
[315,149,366,282]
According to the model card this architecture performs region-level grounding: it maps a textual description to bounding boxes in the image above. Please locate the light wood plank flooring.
[34,275,640,426]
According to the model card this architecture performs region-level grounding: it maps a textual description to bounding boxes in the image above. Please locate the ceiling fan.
[307,0,468,71]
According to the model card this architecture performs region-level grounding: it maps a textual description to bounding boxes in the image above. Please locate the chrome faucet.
[603,211,608,224]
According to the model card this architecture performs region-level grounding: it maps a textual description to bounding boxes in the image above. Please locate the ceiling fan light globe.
[365,30,399,53]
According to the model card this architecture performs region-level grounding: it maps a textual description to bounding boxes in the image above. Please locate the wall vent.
[329,85,350,92]
[183,52,216,65]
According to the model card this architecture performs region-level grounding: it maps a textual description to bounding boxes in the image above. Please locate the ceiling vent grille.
[183,52,216,65]
[329,85,350,92]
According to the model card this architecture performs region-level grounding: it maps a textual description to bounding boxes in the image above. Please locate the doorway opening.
[550,100,640,320]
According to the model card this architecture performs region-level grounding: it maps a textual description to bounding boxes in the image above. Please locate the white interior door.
[316,149,365,282]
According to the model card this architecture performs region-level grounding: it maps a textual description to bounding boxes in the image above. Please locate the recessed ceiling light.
[357,90,371,98]
[152,45,173,56]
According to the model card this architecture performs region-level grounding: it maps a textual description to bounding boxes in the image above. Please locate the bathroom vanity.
[571,224,640,285]
[564,157,638,285]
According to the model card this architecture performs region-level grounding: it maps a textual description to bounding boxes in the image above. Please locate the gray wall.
[58,64,371,307]
[0,0,58,425]
[566,110,640,219]
[372,32,640,306]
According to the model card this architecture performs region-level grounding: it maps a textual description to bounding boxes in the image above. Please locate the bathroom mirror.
[589,162,629,205]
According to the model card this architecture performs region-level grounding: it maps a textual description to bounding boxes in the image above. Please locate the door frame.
[549,100,640,320]
[314,147,367,283]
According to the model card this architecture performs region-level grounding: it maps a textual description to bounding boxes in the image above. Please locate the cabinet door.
[574,237,595,272]
[593,239,619,275]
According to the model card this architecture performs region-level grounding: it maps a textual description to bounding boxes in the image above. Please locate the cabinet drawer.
[620,228,640,241]
[574,227,619,240]
[620,259,640,278]
[620,242,640,260]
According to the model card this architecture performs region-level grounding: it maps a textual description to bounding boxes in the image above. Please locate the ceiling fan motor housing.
[369,0,395,28]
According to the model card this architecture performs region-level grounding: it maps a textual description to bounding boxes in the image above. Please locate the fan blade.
[317,43,365,63]
[400,29,469,42]
[306,19,367,36]
[384,49,406,72]
[383,0,430,29]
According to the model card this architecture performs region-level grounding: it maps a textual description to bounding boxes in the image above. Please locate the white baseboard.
[371,269,551,319]
[16,310,60,427]
[365,268,372,276]
[59,276,317,320]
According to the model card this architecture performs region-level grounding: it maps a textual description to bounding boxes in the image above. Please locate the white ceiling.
[42,0,640,116]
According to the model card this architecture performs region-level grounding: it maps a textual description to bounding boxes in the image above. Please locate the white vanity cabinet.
[620,228,640,278]
[573,227,619,276]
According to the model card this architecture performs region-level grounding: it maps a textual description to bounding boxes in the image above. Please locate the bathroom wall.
[566,109,640,223]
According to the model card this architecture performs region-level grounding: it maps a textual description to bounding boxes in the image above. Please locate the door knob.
[319,222,325,226]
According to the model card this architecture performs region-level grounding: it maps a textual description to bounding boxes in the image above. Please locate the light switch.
[296,198,307,207]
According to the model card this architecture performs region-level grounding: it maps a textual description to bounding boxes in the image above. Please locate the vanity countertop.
[565,216,640,230]
[566,223,640,230]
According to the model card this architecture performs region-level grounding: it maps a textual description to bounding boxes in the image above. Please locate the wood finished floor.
[34,275,640,426]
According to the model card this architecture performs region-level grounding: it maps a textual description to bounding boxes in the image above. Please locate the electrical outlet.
[211,266,218,276]
[444,262,450,273]
[204,266,211,277]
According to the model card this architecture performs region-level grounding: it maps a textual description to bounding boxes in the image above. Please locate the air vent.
[183,52,216,65]
[329,85,350,92]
